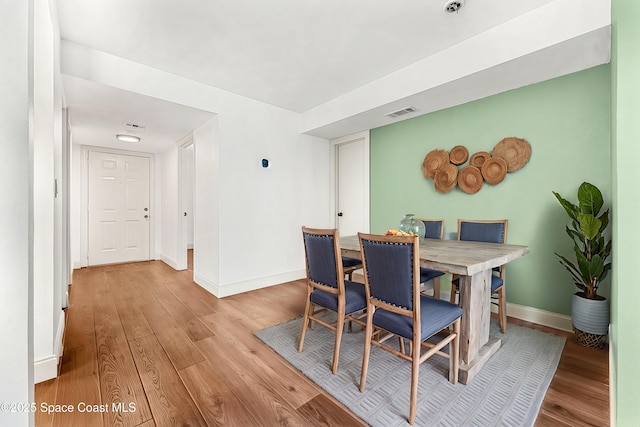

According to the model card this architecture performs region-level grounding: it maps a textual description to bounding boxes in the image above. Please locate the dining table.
[339,234,530,384]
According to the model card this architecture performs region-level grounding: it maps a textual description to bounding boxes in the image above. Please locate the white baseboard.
[505,301,573,332]
[195,269,306,298]
[35,311,65,384]
[193,272,219,297]
[34,356,58,384]
[160,254,178,270]
[436,290,573,332]
[216,269,306,298]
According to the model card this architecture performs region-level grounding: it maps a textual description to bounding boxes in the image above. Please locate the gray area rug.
[254,314,565,427]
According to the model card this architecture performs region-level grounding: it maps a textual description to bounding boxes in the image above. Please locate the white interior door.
[334,133,369,236]
[88,151,150,265]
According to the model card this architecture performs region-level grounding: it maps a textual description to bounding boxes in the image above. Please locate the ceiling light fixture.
[444,0,464,13]
[116,134,141,143]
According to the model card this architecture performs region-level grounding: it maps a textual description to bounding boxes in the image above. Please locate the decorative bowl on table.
[384,214,425,240]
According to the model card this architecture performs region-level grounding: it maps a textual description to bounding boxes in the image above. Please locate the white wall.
[185,145,194,248]
[0,1,33,425]
[215,94,330,295]
[61,43,331,297]
[192,118,220,289]
[159,145,179,268]
[70,139,81,269]
[33,0,65,384]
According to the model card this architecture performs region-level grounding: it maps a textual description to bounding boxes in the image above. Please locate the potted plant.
[553,182,612,349]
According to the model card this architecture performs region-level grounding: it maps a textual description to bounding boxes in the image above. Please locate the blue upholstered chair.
[417,218,446,298]
[450,219,509,333]
[298,227,367,374]
[341,256,362,281]
[357,233,461,425]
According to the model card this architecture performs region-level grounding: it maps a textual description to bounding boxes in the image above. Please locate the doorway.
[87,150,151,266]
[331,131,370,235]
[177,140,195,272]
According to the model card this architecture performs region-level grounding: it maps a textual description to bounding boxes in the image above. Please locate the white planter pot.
[571,293,610,336]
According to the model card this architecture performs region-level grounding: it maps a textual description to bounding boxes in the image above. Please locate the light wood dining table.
[339,234,530,384]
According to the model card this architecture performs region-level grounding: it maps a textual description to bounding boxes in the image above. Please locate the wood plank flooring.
[35,254,609,426]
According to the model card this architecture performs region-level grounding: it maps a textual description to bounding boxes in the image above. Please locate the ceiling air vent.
[125,123,146,131]
[386,107,418,118]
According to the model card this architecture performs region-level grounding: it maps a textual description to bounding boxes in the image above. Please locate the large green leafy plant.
[553,182,612,300]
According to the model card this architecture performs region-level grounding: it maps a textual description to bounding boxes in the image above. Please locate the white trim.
[80,146,156,267]
[505,301,573,332]
[176,141,193,272]
[34,356,58,384]
[176,133,194,148]
[435,290,574,332]
[330,131,370,231]
[193,272,218,296]
[196,270,306,298]
[609,324,616,427]
[35,310,65,383]
[160,254,178,270]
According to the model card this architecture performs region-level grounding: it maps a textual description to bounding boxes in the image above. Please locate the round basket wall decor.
[458,165,483,194]
[449,145,469,165]
[469,151,491,168]
[481,156,507,185]
[492,137,531,172]
[422,137,531,195]
[422,149,450,178]
[433,163,458,193]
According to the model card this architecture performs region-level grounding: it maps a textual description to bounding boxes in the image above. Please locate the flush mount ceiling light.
[116,134,141,143]
[444,0,464,13]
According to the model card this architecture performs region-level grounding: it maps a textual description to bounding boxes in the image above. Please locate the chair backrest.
[457,219,508,276]
[457,219,508,244]
[418,218,444,240]
[358,233,419,311]
[302,227,343,290]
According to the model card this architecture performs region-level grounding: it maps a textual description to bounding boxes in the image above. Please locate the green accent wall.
[371,65,611,316]
[612,0,640,423]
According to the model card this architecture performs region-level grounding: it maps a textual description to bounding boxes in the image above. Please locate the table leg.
[458,269,502,384]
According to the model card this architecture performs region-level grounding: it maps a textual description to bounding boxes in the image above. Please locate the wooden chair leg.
[498,287,507,334]
[450,319,460,384]
[332,308,346,374]
[298,299,313,352]
[408,336,420,425]
[433,277,441,299]
[359,309,374,392]
[449,281,458,304]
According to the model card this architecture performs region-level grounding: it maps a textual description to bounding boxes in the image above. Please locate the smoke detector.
[444,0,464,13]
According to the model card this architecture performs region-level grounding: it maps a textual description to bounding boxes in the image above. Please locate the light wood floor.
[35,255,609,426]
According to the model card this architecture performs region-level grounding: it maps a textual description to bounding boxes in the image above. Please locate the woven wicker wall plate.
[481,156,507,184]
[469,151,491,168]
[458,165,483,194]
[449,145,469,165]
[434,163,458,193]
[492,137,531,172]
[422,149,450,179]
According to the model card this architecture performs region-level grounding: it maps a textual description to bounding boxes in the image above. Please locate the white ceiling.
[63,76,215,153]
[55,0,609,151]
